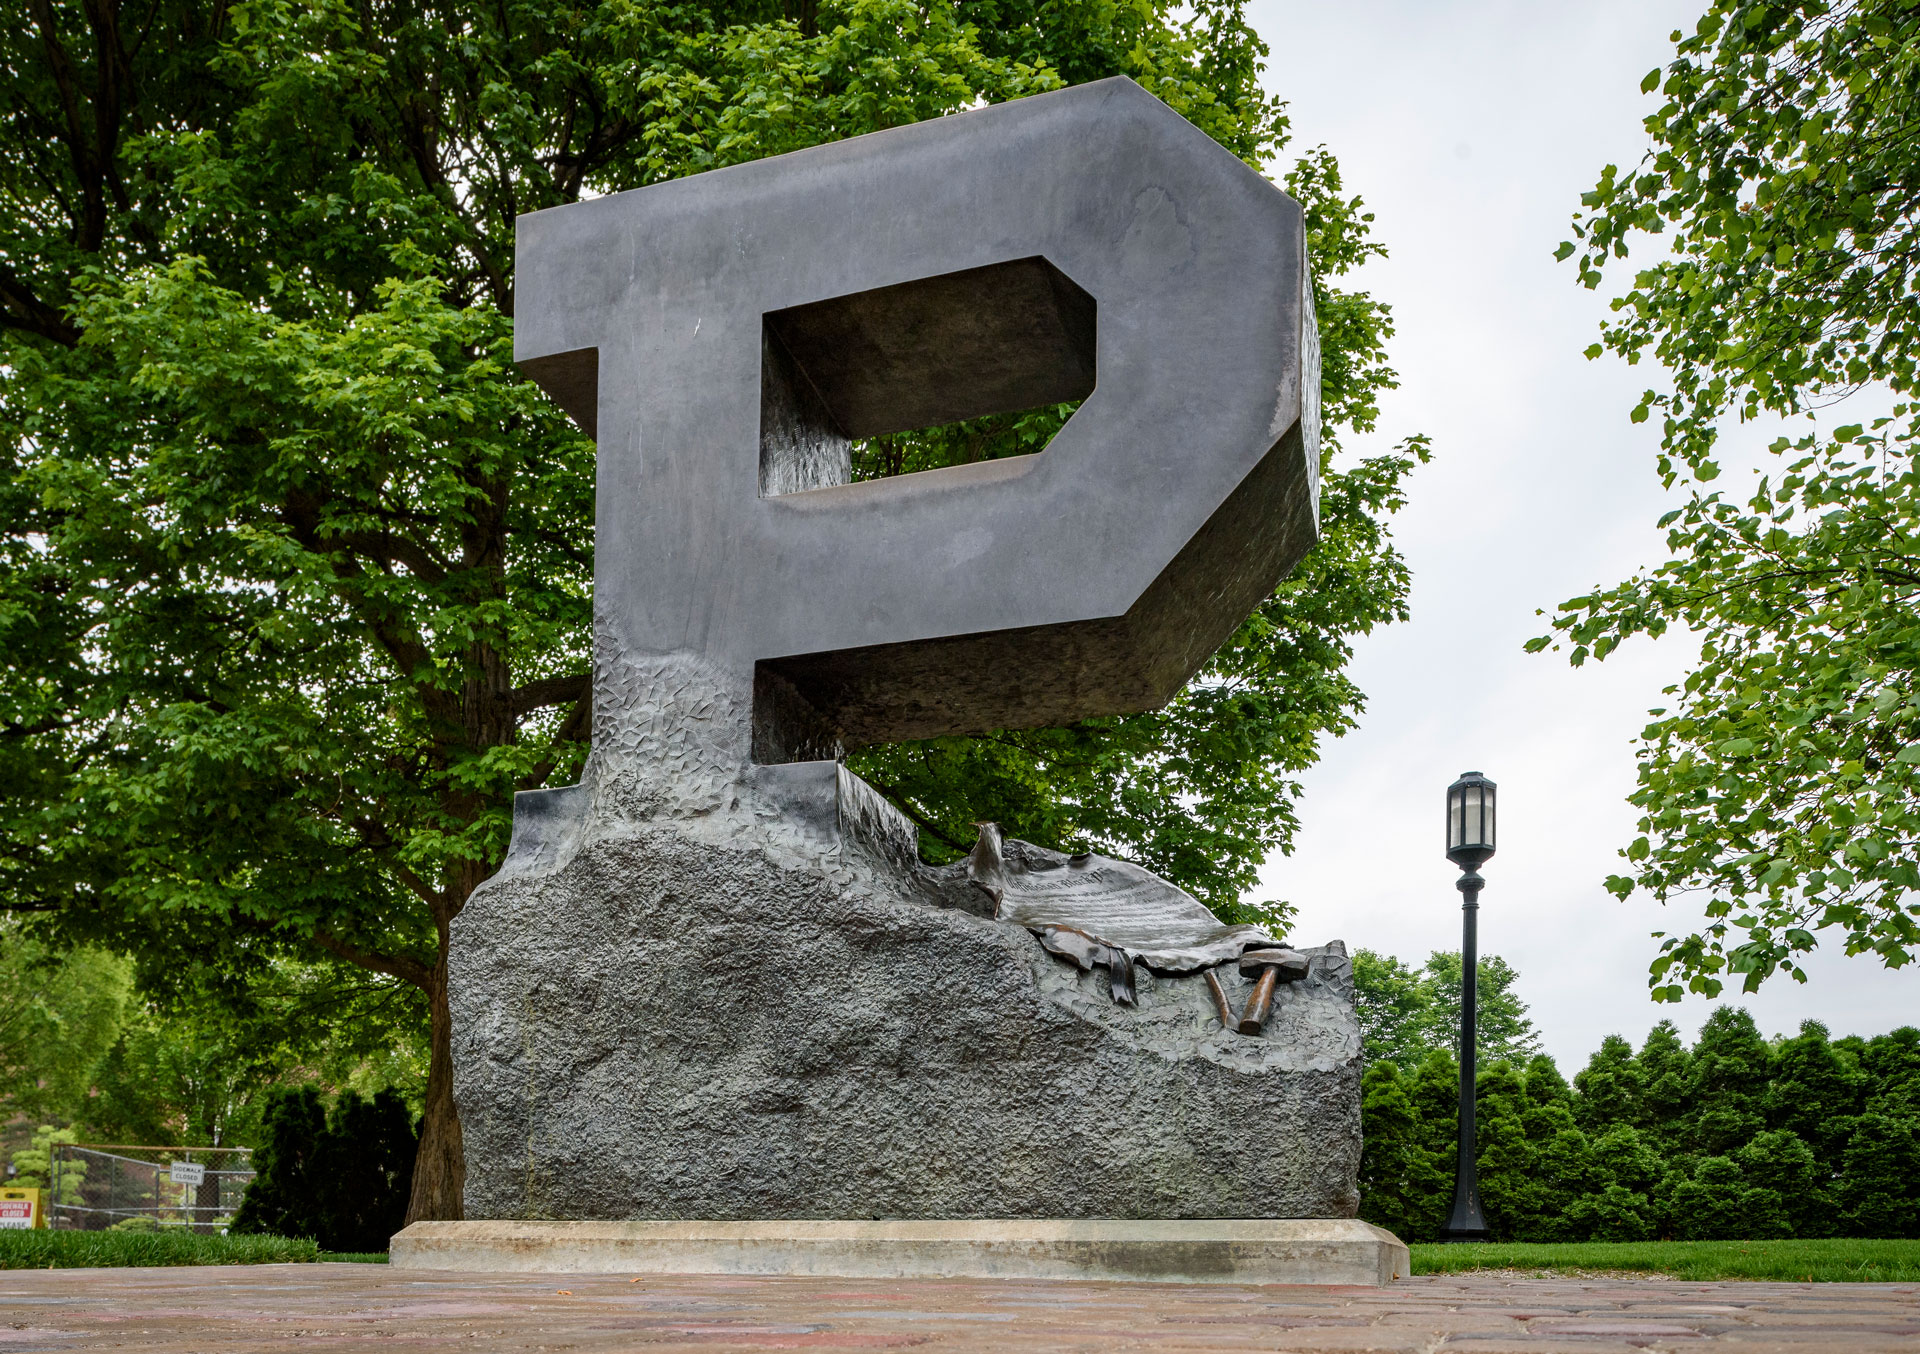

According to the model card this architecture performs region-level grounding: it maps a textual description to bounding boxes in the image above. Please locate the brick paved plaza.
[3,1265,1917,1351]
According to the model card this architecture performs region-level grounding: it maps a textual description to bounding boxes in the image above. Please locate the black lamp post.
[1442,770,1496,1242]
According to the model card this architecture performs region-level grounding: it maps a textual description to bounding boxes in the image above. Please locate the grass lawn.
[1410,1238,1920,1282]
[0,1231,389,1268]
[7,1229,1915,1280]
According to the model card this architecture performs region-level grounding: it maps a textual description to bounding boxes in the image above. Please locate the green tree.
[8,1126,86,1207]
[0,924,130,1122]
[1366,1008,1920,1241]
[75,957,424,1149]
[1838,1109,1920,1238]
[1525,1052,1574,1111]
[1567,1183,1657,1243]
[1737,1128,1834,1239]
[1669,1154,1787,1241]
[1470,1061,1537,1242]
[1512,1057,1596,1243]
[313,1090,417,1252]
[1540,0,1920,1000]
[1688,1006,1771,1155]
[1570,1125,1663,1241]
[1589,1124,1666,1201]
[1349,948,1539,1070]
[1572,1033,1646,1135]
[1767,1019,1865,1161]
[1350,949,1436,1070]
[233,1085,417,1250]
[0,0,1419,1221]
[1862,1026,1920,1095]
[230,1087,328,1241]
[1689,1011,1771,1151]
[1408,1046,1464,1239]
[1356,1060,1443,1241]
[1636,1019,1695,1155]
[1419,951,1542,1067]
[84,1004,280,1149]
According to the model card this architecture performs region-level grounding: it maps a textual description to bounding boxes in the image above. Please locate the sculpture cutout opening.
[846,401,1083,485]
[758,256,1096,497]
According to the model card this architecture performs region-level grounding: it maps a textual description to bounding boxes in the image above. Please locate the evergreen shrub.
[1360,1012,1920,1242]
[232,1087,415,1252]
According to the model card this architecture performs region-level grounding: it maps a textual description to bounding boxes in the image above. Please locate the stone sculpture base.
[451,756,1364,1222]
[389,1219,1409,1286]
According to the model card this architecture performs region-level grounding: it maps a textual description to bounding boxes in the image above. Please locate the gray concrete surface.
[388,1219,1409,1286]
[7,1264,1916,1351]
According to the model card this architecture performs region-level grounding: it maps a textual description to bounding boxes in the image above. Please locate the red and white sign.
[0,1197,35,1230]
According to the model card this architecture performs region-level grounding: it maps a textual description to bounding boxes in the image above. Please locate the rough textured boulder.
[451,741,1362,1221]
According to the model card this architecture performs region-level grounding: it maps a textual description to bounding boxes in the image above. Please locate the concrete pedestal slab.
[388,1218,1409,1286]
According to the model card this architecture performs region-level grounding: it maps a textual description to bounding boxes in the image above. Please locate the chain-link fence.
[48,1144,254,1232]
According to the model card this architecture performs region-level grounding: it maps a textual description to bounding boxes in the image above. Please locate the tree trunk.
[404,475,511,1225]
[403,958,466,1224]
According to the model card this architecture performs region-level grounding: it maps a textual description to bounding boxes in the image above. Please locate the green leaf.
[1535,0,1920,1003]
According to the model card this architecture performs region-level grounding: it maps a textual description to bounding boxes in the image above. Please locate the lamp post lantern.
[1442,770,1496,1242]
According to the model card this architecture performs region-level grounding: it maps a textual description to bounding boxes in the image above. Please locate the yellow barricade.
[0,1188,45,1229]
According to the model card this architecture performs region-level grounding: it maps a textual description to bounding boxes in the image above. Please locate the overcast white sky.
[1243,0,1918,1071]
